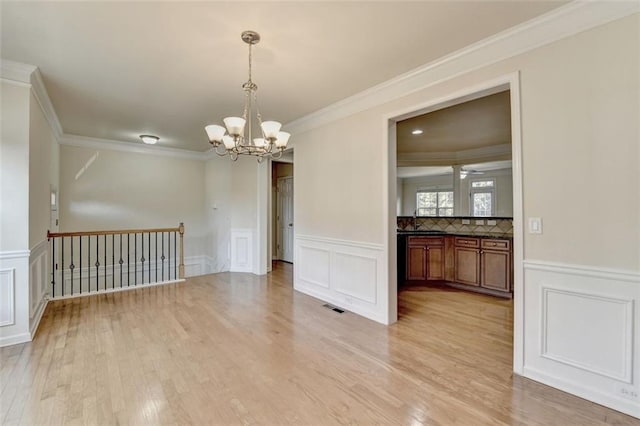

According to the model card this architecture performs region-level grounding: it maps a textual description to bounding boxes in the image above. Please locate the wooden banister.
[47,226,181,239]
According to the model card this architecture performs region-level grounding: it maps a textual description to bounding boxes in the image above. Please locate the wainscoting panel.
[295,235,386,323]
[297,246,330,289]
[0,251,31,347]
[0,268,15,327]
[28,240,49,338]
[523,260,640,418]
[230,229,253,273]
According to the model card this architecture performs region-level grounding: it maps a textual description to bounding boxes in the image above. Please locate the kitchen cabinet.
[480,238,511,292]
[454,237,481,286]
[406,236,444,282]
[454,236,511,293]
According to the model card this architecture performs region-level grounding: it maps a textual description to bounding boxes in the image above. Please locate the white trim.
[50,278,185,301]
[0,333,31,348]
[296,234,384,251]
[285,2,639,135]
[30,69,63,139]
[30,299,48,339]
[59,134,208,161]
[0,59,36,83]
[0,250,31,260]
[524,259,640,283]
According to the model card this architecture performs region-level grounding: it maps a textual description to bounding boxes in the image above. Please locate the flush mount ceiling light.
[205,30,290,162]
[411,129,423,135]
[140,135,159,145]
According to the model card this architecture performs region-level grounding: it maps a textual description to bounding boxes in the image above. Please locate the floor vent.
[323,303,345,314]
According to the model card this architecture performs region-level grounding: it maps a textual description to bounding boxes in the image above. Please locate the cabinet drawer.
[454,237,480,248]
[407,236,444,246]
[481,239,511,251]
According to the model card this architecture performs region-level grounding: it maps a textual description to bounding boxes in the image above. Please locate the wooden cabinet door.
[481,250,511,291]
[454,247,480,286]
[426,246,444,280]
[406,245,427,281]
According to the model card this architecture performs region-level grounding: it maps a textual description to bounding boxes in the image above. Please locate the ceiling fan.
[460,168,485,179]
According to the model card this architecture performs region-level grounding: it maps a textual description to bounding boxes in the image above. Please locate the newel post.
[178,222,185,279]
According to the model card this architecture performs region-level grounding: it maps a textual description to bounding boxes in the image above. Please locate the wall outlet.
[475,219,485,225]
[461,219,470,225]
[487,220,497,226]
[617,385,639,400]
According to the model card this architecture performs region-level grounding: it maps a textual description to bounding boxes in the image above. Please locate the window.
[470,179,495,216]
[416,190,453,216]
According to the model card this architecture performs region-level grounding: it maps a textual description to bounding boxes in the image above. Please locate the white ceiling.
[2,1,565,152]
[397,90,511,154]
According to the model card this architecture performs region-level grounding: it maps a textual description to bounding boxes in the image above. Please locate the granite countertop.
[397,230,513,240]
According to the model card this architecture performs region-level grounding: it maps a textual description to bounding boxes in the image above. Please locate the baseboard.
[0,332,31,348]
[50,278,185,301]
[523,366,639,419]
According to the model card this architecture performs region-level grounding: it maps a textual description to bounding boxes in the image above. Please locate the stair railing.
[47,222,185,299]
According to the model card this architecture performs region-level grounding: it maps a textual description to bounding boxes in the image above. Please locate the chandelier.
[205,31,290,161]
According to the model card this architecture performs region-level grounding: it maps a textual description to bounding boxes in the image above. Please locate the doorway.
[385,73,524,373]
[271,159,294,264]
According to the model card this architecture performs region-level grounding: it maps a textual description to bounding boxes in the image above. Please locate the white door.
[277,177,294,263]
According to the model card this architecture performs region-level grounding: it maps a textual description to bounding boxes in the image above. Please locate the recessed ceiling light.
[140,135,159,145]
[411,129,423,135]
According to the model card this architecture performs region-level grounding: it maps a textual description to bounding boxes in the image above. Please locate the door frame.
[382,72,524,374]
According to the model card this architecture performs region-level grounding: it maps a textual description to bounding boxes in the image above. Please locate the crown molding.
[0,59,36,83]
[285,1,640,135]
[30,68,63,139]
[397,143,512,167]
[59,134,208,161]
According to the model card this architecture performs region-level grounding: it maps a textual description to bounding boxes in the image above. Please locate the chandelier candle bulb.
[204,30,290,161]
[261,121,282,139]
[223,117,246,137]
[275,131,290,148]
[205,125,226,143]
[222,135,236,149]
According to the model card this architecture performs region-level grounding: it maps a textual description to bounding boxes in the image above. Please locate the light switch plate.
[529,217,542,234]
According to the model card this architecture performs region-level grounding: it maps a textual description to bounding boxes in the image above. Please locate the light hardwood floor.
[1,262,637,425]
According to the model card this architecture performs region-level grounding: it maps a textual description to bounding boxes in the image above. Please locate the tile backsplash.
[397,217,513,236]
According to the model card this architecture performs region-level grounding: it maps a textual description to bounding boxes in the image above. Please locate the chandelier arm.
[215,144,229,156]
[271,149,283,160]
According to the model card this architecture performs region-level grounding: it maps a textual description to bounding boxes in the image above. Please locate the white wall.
[204,155,231,272]
[0,81,32,346]
[0,82,30,252]
[59,145,207,258]
[292,14,639,417]
[29,92,59,248]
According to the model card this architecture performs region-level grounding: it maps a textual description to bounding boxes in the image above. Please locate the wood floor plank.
[1,262,637,425]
